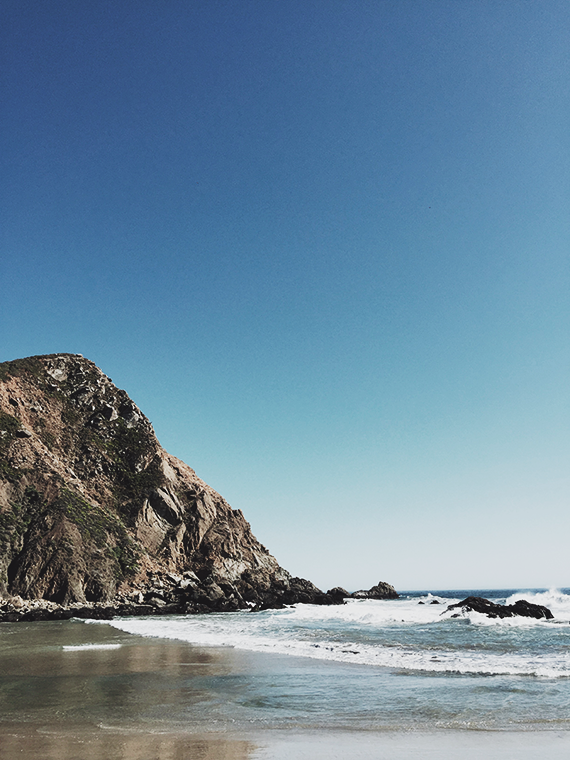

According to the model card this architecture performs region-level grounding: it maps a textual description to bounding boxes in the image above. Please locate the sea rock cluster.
[351,581,399,600]
[0,354,397,621]
[446,596,553,620]
[0,570,341,622]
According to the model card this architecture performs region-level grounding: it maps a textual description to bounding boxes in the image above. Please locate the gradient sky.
[2,1,569,591]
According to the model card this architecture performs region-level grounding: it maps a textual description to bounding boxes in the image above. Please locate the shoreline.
[1,617,570,759]
[2,724,570,760]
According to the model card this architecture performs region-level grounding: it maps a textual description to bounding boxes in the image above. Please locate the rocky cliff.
[0,354,397,620]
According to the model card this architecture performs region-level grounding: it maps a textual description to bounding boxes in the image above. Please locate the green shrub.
[0,357,45,383]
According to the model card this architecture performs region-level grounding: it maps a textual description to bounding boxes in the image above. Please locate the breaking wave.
[97,589,570,679]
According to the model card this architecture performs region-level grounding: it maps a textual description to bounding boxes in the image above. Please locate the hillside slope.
[0,353,343,613]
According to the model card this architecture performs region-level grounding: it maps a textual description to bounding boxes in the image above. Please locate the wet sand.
[2,725,570,760]
[1,620,569,759]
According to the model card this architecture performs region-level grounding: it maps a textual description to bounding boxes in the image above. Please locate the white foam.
[104,615,570,677]
[99,593,570,679]
[505,588,570,622]
[62,643,122,651]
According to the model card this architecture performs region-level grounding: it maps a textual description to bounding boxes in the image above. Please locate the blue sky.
[2,1,569,590]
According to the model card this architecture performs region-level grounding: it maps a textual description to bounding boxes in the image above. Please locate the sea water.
[96,588,570,732]
[2,589,570,743]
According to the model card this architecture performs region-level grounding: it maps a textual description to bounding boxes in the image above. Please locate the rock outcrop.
[351,581,399,600]
[0,353,365,619]
[446,596,553,620]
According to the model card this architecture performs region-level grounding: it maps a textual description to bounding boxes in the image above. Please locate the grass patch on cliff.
[0,410,21,440]
[0,357,45,383]
[0,411,24,482]
[56,487,142,578]
[106,543,141,578]
[0,510,17,551]
[0,486,44,551]
[57,488,111,546]
[61,405,81,425]
[104,419,164,508]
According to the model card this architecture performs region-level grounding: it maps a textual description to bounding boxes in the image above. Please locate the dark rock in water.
[250,577,344,611]
[351,581,399,600]
[327,586,350,602]
[509,599,554,619]
[446,596,553,620]
[430,599,440,604]
[1,353,391,621]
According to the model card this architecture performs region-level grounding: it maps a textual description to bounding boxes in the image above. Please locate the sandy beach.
[2,724,570,760]
[1,618,570,759]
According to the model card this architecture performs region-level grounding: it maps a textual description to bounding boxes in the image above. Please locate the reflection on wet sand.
[0,621,258,756]
[2,643,222,715]
[4,728,570,760]
[0,622,244,733]
[0,729,256,760]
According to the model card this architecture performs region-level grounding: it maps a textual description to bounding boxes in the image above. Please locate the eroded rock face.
[0,354,342,613]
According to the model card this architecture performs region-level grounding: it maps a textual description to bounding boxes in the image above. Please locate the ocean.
[101,588,570,732]
[2,588,570,758]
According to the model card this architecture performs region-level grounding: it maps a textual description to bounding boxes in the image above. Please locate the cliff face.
[0,354,319,611]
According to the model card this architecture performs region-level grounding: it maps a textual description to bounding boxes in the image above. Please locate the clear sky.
[2,1,569,591]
